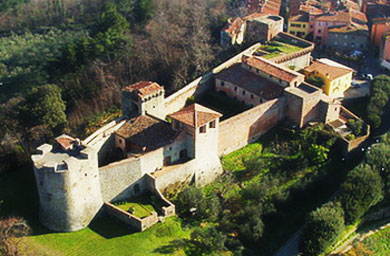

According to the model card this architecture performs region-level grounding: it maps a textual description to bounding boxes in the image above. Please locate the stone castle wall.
[218,98,284,156]
[164,43,261,115]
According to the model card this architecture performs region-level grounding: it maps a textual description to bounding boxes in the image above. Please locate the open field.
[260,40,303,59]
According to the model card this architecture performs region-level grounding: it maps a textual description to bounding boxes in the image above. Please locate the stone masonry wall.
[218,98,284,156]
[164,43,261,116]
[99,157,143,202]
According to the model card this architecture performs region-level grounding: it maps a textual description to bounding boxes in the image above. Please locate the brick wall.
[218,98,284,155]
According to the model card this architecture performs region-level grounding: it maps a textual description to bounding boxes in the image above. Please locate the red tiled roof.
[300,5,323,15]
[349,9,368,23]
[55,135,76,150]
[242,55,303,83]
[328,22,368,33]
[289,12,309,22]
[304,60,353,80]
[223,17,245,34]
[122,81,163,98]
[215,63,284,100]
[169,104,222,128]
[316,12,351,23]
[116,115,178,149]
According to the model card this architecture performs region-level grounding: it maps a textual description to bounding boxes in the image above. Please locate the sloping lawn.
[360,226,390,255]
[260,40,302,59]
[19,217,190,256]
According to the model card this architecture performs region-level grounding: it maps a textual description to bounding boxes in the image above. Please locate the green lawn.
[114,194,162,218]
[260,40,303,59]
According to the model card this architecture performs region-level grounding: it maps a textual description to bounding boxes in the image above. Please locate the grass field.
[360,226,390,255]
[260,40,303,59]
[114,194,161,218]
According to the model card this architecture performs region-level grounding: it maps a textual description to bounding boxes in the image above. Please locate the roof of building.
[122,81,163,98]
[169,104,222,128]
[242,55,303,83]
[304,60,353,80]
[115,115,178,149]
[55,134,77,150]
[215,63,284,100]
[300,4,323,15]
[328,22,368,34]
[349,9,368,23]
[316,12,351,23]
[289,12,310,22]
[222,17,245,34]
[343,0,360,10]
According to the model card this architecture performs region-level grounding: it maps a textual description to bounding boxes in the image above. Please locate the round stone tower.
[31,134,103,232]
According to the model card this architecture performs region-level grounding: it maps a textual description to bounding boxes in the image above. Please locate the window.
[119,139,123,144]
[209,120,216,128]
[318,29,322,33]
[243,90,246,95]
[234,87,237,91]
[179,149,187,159]
[251,94,254,99]
[200,125,206,133]
[221,81,225,86]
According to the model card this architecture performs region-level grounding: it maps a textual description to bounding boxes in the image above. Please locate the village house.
[303,58,354,97]
[326,22,369,52]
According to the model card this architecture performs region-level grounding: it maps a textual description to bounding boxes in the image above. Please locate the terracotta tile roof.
[349,9,368,23]
[122,81,163,98]
[116,115,178,149]
[215,63,284,100]
[328,22,368,33]
[289,12,309,22]
[55,134,76,150]
[300,5,323,15]
[242,55,303,83]
[169,104,222,128]
[223,17,245,34]
[344,0,360,10]
[304,60,353,80]
[316,12,351,23]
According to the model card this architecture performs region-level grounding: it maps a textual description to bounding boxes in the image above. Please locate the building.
[244,14,284,43]
[220,13,284,47]
[220,17,246,47]
[288,12,311,38]
[326,23,369,52]
[303,58,354,97]
[371,18,390,47]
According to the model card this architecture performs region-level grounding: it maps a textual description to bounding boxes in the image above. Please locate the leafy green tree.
[347,119,364,136]
[238,204,264,242]
[189,227,226,255]
[339,164,383,224]
[367,75,390,129]
[306,144,329,165]
[18,84,67,132]
[300,201,345,256]
[133,0,154,24]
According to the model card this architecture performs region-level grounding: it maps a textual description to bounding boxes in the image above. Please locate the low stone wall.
[218,98,284,156]
[164,43,261,115]
[104,202,159,232]
[144,174,175,217]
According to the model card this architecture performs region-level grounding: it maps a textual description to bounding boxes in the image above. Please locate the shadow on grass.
[89,216,136,239]
[153,239,188,254]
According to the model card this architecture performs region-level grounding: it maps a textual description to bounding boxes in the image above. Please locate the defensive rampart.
[218,98,284,156]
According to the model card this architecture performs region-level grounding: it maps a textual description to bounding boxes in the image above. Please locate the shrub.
[300,201,345,256]
[339,164,383,224]
[189,227,226,255]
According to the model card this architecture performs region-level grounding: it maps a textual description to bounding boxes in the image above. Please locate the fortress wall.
[164,43,261,115]
[218,98,284,156]
[99,157,143,202]
[153,159,197,193]
[276,51,312,70]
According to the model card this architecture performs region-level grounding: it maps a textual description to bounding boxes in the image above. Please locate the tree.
[18,84,67,132]
[339,164,383,224]
[238,204,264,242]
[300,201,345,256]
[133,0,154,24]
[347,119,364,136]
[189,227,226,255]
[306,144,329,165]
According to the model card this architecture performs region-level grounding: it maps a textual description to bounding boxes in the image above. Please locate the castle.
[31,38,367,232]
